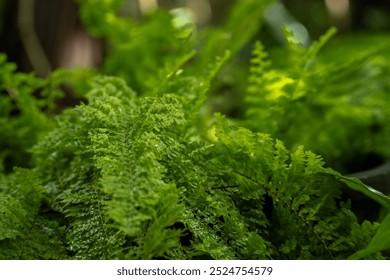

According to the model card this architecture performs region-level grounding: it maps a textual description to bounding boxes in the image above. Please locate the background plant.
[1,0,390,260]
[240,28,390,174]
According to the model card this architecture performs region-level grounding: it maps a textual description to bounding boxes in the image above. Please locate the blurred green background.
[1,0,389,75]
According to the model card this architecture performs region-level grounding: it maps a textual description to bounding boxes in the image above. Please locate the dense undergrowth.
[1,0,390,259]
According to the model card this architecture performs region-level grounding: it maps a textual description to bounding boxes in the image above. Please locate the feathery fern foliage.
[243,28,390,173]
[2,74,384,259]
[0,168,65,259]
[1,0,390,260]
[0,54,94,172]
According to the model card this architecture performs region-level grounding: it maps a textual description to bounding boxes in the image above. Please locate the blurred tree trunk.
[0,0,102,75]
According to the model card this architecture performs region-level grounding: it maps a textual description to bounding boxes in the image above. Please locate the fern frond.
[212,115,380,259]
[247,41,271,96]
[198,0,272,68]
[243,28,390,173]
[0,169,65,259]
[304,27,337,70]
[31,77,189,259]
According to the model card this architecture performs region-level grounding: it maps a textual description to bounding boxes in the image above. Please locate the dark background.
[1,0,389,75]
